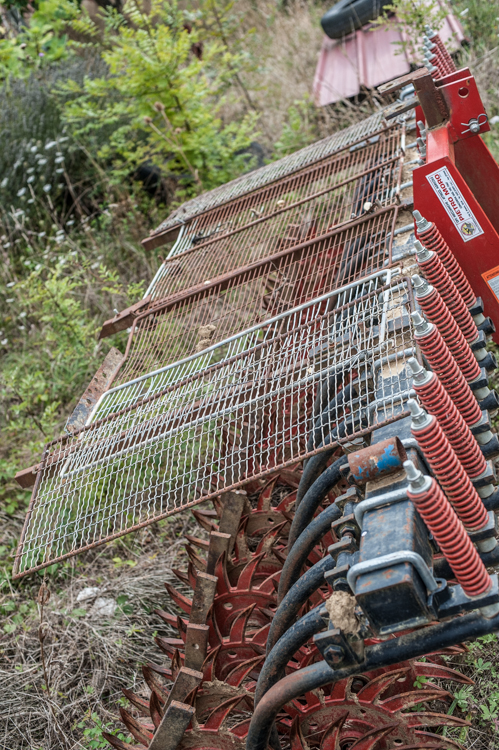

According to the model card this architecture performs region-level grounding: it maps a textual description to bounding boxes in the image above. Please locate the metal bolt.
[412,273,432,297]
[324,644,345,665]
[407,357,432,386]
[413,239,431,261]
[411,310,433,336]
[413,210,431,233]
[407,398,432,429]
[404,459,431,493]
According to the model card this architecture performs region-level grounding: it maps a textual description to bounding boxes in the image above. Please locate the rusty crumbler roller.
[12,30,499,750]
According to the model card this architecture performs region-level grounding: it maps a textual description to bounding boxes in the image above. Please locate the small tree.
[61,0,258,195]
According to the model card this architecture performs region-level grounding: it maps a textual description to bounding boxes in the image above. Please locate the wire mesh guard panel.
[14,276,415,577]
[149,111,388,240]
[116,209,398,386]
[145,124,403,301]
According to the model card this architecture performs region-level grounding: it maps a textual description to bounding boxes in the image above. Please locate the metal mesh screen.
[147,111,388,241]
[14,275,416,577]
[116,208,398,386]
[145,125,403,302]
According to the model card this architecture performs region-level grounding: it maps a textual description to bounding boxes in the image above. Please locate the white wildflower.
[0,177,7,188]
[27,176,35,183]
[19,311,26,317]
[17,188,26,197]
[38,232,46,238]
[66,219,75,226]
[43,184,51,192]
[45,140,57,150]
[1,339,8,345]
[38,158,47,166]
[30,145,38,153]
[55,155,64,164]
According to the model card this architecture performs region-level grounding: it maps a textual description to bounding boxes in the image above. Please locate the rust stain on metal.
[65,347,125,433]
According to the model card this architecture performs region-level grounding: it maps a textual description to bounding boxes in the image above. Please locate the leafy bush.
[0,58,107,233]
[0,0,75,80]
[60,0,258,195]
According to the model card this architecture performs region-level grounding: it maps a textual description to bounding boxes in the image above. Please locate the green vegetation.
[1,0,499,748]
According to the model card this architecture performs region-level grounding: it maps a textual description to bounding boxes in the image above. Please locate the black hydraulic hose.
[307,383,355,453]
[296,448,337,507]
[289,456,348,548]
[277,501,342,603]
[312,371,343,421]
[246,609,499,750]
[267,555,335,654]
[254,605,327,706]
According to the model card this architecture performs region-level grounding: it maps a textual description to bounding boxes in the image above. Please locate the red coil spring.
[414,372,487,478]
[408,477,491,597]
[417,287,481,381]
[412,417,488,530]
[417,251,478,342]
[416,222,476,307]
[431,35,457,76]
[415,325,482,427]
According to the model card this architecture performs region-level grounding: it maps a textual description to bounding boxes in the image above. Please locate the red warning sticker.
[482,265,499,302]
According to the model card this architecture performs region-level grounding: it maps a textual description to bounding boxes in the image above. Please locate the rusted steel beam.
[15,463,40,489]
[142,226,181,253]
[218,490,248,554]
[206,531,232,576]
[166,666,203,708]
[189,571,218,625]
[66,347,125,432]
[148,700,195,750]
[184,623,210,671]
[99,296,151,339]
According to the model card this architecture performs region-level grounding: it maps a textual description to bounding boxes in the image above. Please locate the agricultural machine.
[13,25,499,750]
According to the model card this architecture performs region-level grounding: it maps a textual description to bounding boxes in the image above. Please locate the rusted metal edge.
[145,153,401,259]
[108,204,400,382]
[148,700,195,750]
[142,225,181,253]
[12,443,49,577]
[12,409,410,579]
[378,66,430,95]
[99,295,152,339]
[143,123,398,247]
[66,347,125,432]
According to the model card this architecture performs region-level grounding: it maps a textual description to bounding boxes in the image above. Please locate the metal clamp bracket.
[354,487,408,529]
[347,550,439,595]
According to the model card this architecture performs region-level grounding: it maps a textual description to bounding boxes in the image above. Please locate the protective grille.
[14,275,415,577]
[147,111,387,243]
[145,124,403,302]
[116,208,398,386]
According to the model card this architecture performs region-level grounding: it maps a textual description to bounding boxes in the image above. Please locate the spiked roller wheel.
[104,473,472,750]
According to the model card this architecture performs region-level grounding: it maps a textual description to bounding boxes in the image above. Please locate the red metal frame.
[411,68,499,342]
